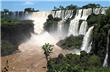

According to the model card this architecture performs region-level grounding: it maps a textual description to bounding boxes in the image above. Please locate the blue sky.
[1,0,110,11]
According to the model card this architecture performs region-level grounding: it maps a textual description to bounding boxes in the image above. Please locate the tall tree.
[42,43,53,61]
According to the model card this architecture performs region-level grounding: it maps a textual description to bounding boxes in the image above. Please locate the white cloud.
[24,0,34,5]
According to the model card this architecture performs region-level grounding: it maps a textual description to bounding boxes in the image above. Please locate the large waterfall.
[8,8,107,53]
[27,12,51,34]
[103,30,110,67]
[68,9,82,36]
[81,26,94,53]
[68,8,92,36]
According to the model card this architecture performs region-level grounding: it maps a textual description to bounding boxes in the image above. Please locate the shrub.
[57,35,83,49]
[1,40,17,56]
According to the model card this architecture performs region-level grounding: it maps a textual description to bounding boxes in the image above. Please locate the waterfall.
[57,20,64,33]
[81,26,94,53]
[80,8,92,20]
[68,9,82,36]
[93,8,101,15]
[75,9,83,19]
[54,10,62,18]
[79,21,88,35]
[56,13,72,40]
[101,8,108,14]
[68,8,92,36]
[27,12,51,34]
[103,30,110,67]
[68,19,80,36]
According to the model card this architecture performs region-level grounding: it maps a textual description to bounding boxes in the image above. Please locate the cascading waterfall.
[80,8,92,20]
[68,19,80,36]
[79,21,88,35]
[81,26,94,53]
[56,13,73,39]
[68,9,82,36]
[54,10,62,18]
[93,8,101,15]
[68,8,92,36]
[28,12,51,34]
[10,8,107,53]
[103,30,110,67]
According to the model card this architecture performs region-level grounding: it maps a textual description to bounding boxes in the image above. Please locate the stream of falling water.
[81,26,94,53]
[103,30,110,67]
[79,21,88,35]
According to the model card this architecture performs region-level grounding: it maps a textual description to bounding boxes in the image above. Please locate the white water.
[68,9,82,36]
[81,26,94,53]
[79,21,88,35]
[29,12,51,34]
[81,8,92,20]
[53,10,73,19]
[93,8,101,15]
[68,19,80,36]
[68,9,92,36]
[103,30,110,67]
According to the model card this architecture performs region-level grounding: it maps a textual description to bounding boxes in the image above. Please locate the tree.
[53,6,57,11]
[66,4,77,10]
[3,9,9,15]
[59,5,65,10]
[24,8,34,13]
[3,9,9,13]
[82,3,101,9]
[88,55,101,67]
[42,43,53,61]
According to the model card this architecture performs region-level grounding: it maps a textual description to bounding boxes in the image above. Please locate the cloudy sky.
[1,0,110,11]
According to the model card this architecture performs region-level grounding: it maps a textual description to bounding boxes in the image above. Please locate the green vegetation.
[47,6,110,72]
[90,7,110,65]
[87,14,107,27]
[1,18,33,25]
[24,8,39,12]
[1,19,34,56]
[53,3,101,11]
[57,35,83,49]
[44,14,61,32]
[82,3,101,9]
[42,43,53,61]
[53,4,77,11]
[1,40,17,56]
[47,51,110,72]
[66,4,78,10]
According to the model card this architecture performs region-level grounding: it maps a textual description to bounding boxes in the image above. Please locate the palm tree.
[42,43,53,61]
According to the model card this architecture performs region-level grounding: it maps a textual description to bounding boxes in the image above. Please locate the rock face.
[1,22,34,56]
[1,23,34,45]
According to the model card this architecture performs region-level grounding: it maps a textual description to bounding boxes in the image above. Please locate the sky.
[1,0,110,11]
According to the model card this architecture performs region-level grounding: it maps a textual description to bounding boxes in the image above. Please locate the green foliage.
[82,3,101,9]
[44,14,61,32]
[47,52,104,72]
[59,5,65,10]
[1,18,33,25]
[88,55,101,67]
[57,35,83,49]
[52,4,77,11]
[1,40,17,56]
[24,8,39,12]
[90,7,110,65]
[66,4,77,10]
[42,43,53,61]
[1,18,34,56]
[3,9,9,13]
